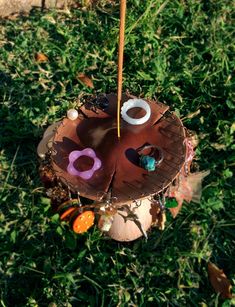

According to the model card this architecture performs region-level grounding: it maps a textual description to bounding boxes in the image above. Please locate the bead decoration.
[60,207,76,220]
[67,109,79,121]
[72,211,95,234]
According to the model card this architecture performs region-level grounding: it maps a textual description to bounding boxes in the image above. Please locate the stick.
[117,0,127,139]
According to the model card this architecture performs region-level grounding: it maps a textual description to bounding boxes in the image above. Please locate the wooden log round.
[51,93,186,204]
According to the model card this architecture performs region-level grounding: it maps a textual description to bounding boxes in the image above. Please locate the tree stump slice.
[51,93,186,204]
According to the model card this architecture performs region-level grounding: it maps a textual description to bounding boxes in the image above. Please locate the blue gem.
[139,155,156,171]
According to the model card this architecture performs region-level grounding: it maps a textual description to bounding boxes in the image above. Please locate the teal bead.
[139,155,156,171]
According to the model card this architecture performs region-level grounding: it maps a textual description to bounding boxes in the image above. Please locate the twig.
[3,146,20,191]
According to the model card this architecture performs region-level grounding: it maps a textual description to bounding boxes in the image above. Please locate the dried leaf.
[35,53,48,63]
[187,170,210,203]
[77,73,94,89]
[168,170,210,218]
[211,143,227,150]
[208,262,233,299]
[230,122,235,134]
[43,15,56,24]
[188,132,199,148]
[182,109,201,120]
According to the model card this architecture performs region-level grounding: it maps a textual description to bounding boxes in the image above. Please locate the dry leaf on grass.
[35,53,48,63]
[168,170,210,218]
[77,73,94,89]
[211,143,227,150]
[181,109,201,121]
[208,262,233,299]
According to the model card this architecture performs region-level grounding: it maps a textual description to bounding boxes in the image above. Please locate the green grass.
[0,0,235,306]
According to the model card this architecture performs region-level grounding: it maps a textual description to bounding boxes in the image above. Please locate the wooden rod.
[117,0,127,139]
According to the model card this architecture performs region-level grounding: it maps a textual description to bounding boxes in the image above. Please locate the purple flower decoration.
[67,148,102,180]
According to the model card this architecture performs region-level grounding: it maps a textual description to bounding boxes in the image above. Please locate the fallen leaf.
[188,131,199,148]
[230,122,235,134]
[211,143,227,150]
[208,262,233,299]
[199,132,209,140]
[182,109,201,121]
[187,170,210,203]
[77,73,94,89]
[43,15,56,24]
[35,53,48,63]
[23,69,31,75]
